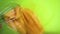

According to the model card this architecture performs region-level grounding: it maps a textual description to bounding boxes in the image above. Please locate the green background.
[0,0,60,34]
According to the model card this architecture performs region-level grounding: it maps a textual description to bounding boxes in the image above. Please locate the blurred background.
[0,0,60,34]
